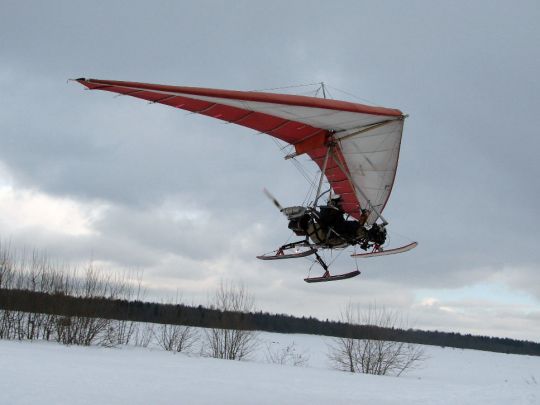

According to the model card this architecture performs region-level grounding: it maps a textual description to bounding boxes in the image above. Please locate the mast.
[320,82,327,99]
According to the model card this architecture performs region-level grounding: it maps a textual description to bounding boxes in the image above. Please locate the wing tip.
[68,77,89,84]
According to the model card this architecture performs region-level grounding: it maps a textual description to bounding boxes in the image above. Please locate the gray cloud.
[1,0,539,340]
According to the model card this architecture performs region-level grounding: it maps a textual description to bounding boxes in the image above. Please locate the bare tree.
[133,323,155,348]
[265,342,309,367]
[328,304,358,373]
[155,323,198,353]
[0,241,147,347]
[204,280,258,360]
[328,303,426,377]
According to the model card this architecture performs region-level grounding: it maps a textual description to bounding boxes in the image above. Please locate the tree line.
[1,287,539,356]
[0,244,538,357]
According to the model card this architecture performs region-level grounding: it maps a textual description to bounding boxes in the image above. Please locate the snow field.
[1,330,539,404]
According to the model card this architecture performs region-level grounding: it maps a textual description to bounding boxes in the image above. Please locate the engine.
[282,206,310,236]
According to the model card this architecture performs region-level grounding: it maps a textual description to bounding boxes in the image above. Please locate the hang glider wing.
[76,78,406,224]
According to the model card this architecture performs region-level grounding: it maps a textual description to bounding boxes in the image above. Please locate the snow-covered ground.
[1,332,539,404]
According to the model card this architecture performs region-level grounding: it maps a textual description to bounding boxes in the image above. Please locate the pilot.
[359,209,369,226]
[319,196,346,228]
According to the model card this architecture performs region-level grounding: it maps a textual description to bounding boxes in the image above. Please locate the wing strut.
[313,146,331,207]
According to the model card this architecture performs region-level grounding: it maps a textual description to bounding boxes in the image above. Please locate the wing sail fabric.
[336,120,404,224]
[76,78,405,223]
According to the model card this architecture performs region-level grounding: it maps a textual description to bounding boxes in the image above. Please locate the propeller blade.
[263,188,284,212]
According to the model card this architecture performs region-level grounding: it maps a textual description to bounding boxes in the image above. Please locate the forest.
[1,287,538,356]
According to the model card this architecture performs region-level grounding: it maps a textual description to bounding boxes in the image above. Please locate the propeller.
[263,188,284,212]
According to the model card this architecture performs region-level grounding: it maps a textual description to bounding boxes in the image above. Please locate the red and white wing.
[76,79,405,224]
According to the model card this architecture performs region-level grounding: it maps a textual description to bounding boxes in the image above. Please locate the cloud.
[0,0,539,341]
[413,295,540,340]
[490,266,540,302]
[0,185,103,237]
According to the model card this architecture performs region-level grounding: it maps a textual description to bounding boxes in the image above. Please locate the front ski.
[351,242,418,258]
[304,270,361,283]
[257,248,317,260]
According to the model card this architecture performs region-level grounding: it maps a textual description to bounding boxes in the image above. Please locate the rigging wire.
[296,87,324,97]
[353,249,360,273]
[269,137,288,155]
[302,179,315,206]
[291,157,317,189]
[388,229,415,241]
[384,229,415,250]
[306,259,317,278]
[325,84,383,107]
[268,136,319,192]
[250,82,323,93]
[267,137,319,206]
[300,168,320,206]
[249,82,344,100]
[326,247,347,268]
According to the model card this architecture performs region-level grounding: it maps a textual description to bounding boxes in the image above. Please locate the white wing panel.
[337,120,404,224]
[147,91,391,131]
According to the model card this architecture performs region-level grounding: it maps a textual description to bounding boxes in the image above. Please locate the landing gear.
[256,241,317,260]
[257,240,360,282]
[351,242,418,258]
[304,270,361,283]
[304,251,361,283]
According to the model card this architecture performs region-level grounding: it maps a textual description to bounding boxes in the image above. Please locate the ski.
[304,270,360,283]
[257,248,318,260]
[351,242,418,258]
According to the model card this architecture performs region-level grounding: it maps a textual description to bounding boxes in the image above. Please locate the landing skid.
[256,241,317,261]
[304,270,361,283]
[257,248,317,260]
[303,251,360,283]
[351,242,418,258]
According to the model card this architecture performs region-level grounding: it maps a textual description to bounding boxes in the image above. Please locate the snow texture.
[1,332,539,404]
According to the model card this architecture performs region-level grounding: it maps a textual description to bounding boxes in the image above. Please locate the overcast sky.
[1,0,539,340]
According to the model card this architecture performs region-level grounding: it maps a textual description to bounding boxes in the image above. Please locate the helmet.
[330,195,343,207]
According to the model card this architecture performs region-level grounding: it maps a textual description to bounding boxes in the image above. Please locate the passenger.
[319,196,361,241]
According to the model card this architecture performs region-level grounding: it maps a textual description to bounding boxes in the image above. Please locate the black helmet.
[329,195,343,209]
